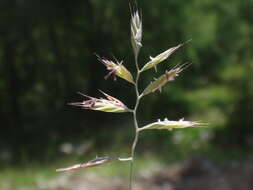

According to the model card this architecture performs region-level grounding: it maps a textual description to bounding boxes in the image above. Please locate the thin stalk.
[129,55,141,190]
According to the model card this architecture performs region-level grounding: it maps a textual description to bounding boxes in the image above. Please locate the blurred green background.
[0,0,253,168]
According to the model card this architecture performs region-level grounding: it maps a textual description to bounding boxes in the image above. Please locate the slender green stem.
[129,55,141,190]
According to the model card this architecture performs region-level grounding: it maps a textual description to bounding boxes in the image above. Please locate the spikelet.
[56,156,132,172]
[139,118,205,131]
[142,63,191,96]
[97,55,134,84]
[131,8,142,57]
[69,91,130,113]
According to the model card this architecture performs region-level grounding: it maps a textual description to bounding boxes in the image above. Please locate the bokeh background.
[0,0,253,189]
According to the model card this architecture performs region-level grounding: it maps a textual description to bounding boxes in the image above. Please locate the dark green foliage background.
[0,0,253,162]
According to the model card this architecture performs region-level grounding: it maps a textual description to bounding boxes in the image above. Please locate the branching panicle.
[58,3,205,190]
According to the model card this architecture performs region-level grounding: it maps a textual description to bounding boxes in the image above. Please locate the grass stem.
[129,55,141,190]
